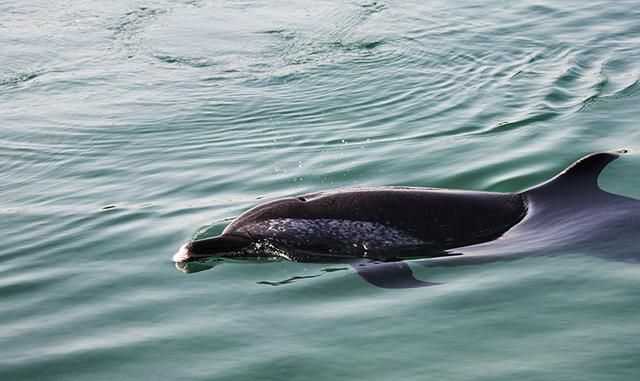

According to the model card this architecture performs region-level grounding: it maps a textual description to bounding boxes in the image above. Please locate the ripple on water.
[2,1,640,380]
[0,71,42,89]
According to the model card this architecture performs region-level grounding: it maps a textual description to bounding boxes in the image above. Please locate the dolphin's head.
[172,234,253,263]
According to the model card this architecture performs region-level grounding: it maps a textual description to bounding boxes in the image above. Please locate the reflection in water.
[257,267,350,286]
[257,275,322,286]
[175,257,350,286]
[175,260,220,274]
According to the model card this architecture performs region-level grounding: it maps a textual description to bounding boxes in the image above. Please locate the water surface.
[2,0,640,380]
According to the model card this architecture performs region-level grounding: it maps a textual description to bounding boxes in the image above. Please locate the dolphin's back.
[224,187,527,253]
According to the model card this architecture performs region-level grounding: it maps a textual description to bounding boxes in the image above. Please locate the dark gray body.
[427,151,640,267]
[174,151,640,288]
[222,187,526,256]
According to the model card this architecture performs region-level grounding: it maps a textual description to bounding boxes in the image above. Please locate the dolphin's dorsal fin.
[523,152,619,195]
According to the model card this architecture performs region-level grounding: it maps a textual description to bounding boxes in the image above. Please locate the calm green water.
[2,0,640,379]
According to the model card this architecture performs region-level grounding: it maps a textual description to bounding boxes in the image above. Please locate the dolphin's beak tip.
[172,243,191,263]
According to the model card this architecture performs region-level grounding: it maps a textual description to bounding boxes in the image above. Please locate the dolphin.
[173,151,639,288]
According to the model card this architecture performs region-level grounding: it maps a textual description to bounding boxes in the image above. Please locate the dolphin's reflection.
[175,259,350,286]
[256,267,351,286]
[175,260,219,274]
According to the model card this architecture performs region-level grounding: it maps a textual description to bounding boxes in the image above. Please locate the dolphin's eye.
[297,197,307,202]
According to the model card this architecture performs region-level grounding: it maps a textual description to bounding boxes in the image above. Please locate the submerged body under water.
[2,0,640,380]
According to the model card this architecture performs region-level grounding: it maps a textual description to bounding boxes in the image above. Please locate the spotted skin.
[240,218,425,254]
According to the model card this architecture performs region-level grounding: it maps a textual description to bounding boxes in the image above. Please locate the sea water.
[2,1,640,380]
